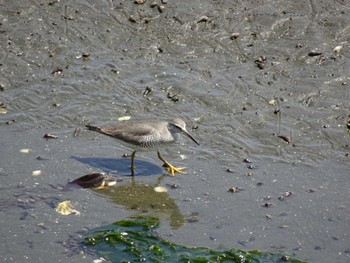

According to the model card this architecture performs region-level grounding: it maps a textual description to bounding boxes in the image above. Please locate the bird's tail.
[85,124,102,132]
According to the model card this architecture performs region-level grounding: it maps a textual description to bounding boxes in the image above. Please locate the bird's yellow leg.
[130,151,136,176]
[157,151,187,176]
[96,181,106,189]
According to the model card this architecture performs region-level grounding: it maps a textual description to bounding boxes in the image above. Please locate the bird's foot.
[162,161,187,176]
[157,151,187,176]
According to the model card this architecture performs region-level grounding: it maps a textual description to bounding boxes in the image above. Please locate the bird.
[85,117,199,176]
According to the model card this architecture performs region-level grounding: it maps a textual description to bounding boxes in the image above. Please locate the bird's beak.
[182,129,199,145]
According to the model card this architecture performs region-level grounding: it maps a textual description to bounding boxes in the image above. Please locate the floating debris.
[20,148,30,153]
[73,127,81,137]
[242,102,252,111]
[274,109,280,114]
[129,15,137,23]
[197,15,209,23]
[106,181,117,187]
[281,255,290,261]
[32,170,42,176]
[93,258,109,263]
[55,200,80,215]
[167,92,180,102]
[179,154,186,160]
[166,183,179,189]
[227,186,240,193]
[278,135,290,144]
[262,202,273,208]
[230,32,240,40]
[282,191,292,197]
[81,52,90,60]
[69,173,116,189]
[226,168,234,173]
[279,224,289,229]
[243,158,252,163]
[150,2,158,8]
[268,99,277,105]
[255,56,267,70]
[51,67,63,75]
[307,188,317,193]
[36,156,49,161]
[333,45,342,53]
[43,133,58,139]
[143,86,152,96]
[154,186,167,193]
[0,102,7,114]
[158,5,165,13]
[246,164,255,169]
[308,51,323,57]
[263,196,272,201]
[118,116,131,121]
[265,214,273,220]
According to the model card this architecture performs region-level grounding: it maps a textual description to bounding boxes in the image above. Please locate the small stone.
[143,86,152,96]
[51,67,63,75]
[282,191,292,197]
[242,102,252,110]
[307,188,317,193]
[308,51,323,57]
[281,255,290,261]
[154,186,167,193]
[278,135,290,144]
[226,168,234,173]
[73,127,81,137]
[32,170,42,176]
[262,202,272,208]
[197,15,209,23]
[129,15,137,23]
[158,5,165,13]
[268,99,277,105]
[43,133,58,139]
[265,214,273,219]
[20,149,30,154]
[150,2,158,8]
[118,116,131,121]
[243,158,252,163]
[230,32,240,40]
[333,45,342,53]
[82,52,90,59]
[228,187,240,193]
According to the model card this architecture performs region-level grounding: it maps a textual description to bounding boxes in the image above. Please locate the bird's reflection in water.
[94,175,185,229]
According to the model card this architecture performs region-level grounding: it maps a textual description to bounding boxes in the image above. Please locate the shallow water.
[1,0,349,262]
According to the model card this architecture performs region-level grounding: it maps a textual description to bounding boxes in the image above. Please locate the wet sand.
[1,0,349,262]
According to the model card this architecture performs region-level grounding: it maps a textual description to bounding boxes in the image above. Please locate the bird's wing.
[99,123,159,144]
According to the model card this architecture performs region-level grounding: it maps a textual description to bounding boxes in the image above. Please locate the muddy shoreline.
[1,0,349,262]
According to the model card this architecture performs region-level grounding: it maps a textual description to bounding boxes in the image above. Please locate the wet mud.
[1,0,349,262]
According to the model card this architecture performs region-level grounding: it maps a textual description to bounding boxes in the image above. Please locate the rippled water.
[1,0,349,262]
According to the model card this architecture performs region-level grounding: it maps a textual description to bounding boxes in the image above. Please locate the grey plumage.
[85,117,199,176]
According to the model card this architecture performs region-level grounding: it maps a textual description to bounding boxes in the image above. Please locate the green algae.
[83,216,307,263]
